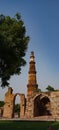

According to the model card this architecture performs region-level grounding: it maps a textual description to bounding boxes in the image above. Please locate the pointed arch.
[34,94,51,117]
[12,93,25,118]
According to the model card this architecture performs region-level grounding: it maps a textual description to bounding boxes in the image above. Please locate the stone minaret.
[27,51,38,97]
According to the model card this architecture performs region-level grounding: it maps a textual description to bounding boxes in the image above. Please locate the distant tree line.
[14,104,20,113]
[46,85,59,92]
[37,85,59,92]
[0,101,4,107]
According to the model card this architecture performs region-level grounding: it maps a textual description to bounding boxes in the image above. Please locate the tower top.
[31,51,34,56]
[30,51,35,62]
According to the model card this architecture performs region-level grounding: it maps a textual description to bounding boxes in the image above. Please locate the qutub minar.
[0,51,59,120]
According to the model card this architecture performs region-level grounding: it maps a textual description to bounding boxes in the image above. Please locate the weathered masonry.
[3,52,59,121]
[3,88,25,118]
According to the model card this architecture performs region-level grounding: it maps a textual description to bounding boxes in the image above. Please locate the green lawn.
[0,120,59,130]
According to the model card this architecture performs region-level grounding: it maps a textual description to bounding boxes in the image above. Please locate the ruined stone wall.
[25,92,39,118]
[50,92,59,120]
[3,87,26,119]
[25,96,33,118]
[3,87,59,120]
[20,94,26,118]
[3,88,14,118]
[25,91,59,120]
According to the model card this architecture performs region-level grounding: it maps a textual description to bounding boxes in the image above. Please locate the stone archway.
[13,93,20,118]
[12,93,26,118]
[34,95,51,117]
[3,88,26,119]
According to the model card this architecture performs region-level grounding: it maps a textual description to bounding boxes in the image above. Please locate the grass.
[0,120,59,130]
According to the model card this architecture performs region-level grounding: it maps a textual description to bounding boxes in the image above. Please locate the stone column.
[20,94,25,119]
[3,87,14,118]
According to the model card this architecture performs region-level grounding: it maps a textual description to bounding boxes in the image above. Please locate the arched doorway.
[34,95,51,117]
[13,94,20,118]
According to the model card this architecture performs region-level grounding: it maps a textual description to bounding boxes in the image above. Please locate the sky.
[0,0,59,102]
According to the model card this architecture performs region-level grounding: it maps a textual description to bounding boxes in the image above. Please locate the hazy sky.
[0,0,59,101]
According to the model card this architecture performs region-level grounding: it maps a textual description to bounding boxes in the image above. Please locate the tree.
[0,13,29,88]
[46,85,55,92]
[14,104,20,113]
[36,88,41,92]
[0,101,4,107]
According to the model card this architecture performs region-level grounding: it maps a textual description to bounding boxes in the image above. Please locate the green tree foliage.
[36,88,41,92]
[14,104,20,113]
[0,101,4,107]
[0,13,29,88]
[14,104,20,117]
[46,85,55,92]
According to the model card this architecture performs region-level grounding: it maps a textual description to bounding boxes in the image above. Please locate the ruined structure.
[3,87,25,118]
[3,52,59,120]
